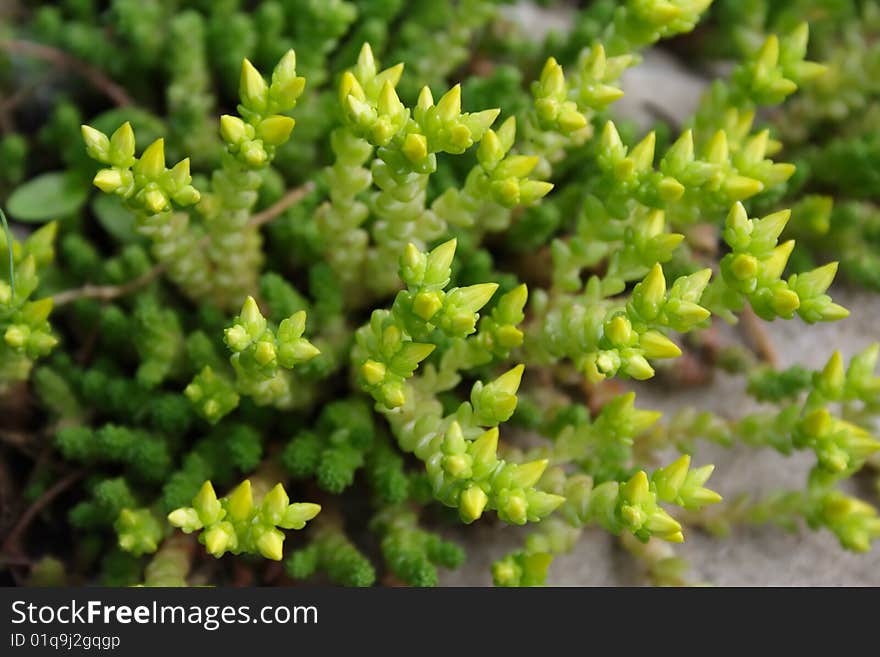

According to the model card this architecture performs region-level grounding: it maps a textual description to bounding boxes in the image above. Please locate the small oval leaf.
[91,194,141,243]
[6,172,89,222]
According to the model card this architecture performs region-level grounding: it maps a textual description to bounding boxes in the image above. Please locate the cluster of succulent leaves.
[699,0,880,291]
[1,0,878,588]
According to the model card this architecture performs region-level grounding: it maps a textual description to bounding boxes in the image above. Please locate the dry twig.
[0,39,133,107]
[1,468,86,557]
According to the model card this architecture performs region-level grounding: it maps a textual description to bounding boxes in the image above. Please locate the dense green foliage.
[1,0,878,587]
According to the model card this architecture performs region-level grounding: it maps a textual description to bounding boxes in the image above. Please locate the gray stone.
[438,287,880,586]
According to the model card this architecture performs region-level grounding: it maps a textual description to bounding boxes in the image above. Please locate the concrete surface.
[440,286,880,586]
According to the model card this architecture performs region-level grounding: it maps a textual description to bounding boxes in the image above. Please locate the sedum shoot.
[1,0,878,588]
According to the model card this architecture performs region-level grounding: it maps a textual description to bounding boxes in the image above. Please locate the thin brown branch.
[52,182,315,307]
[739,304,779,367]
[53,262,174,310]
[0,429,40,459]
[0,71,52,113]
[0,39,132,107]
[246,181,315,229]
[1,468,86,557]
[53,263,165,307]
[0,556,33,567]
